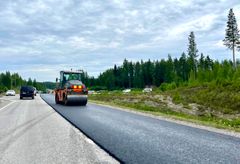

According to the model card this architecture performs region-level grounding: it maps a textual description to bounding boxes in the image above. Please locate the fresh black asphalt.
[41,94,240,164]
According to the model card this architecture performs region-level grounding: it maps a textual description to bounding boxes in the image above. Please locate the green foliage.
[42,82,55,90]
[0,86,8,93]
[27,78,33,86]
[0,72,47,93]
[82,55,240,92]
[89,86,108,91]
[159,82,177,91]
[172,92,182,104]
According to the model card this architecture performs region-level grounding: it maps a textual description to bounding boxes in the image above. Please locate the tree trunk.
[233,44,236,68]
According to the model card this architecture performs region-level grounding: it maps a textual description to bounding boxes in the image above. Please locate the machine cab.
[59,70,83,89]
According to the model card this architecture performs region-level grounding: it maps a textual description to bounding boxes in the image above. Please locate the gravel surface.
[0,95,118,164]
[42,94,240,164]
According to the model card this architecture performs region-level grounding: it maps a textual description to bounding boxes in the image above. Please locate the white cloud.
[115,28,125,34]
[170,0,193,7]
[214,40,225,48]
[169,14,219,37]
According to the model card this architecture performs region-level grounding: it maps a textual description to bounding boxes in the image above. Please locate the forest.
[0,72,46,93]
[82,53,239,90]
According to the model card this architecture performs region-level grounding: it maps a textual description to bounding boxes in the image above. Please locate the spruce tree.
[199,53,205,70]
[187,31,198,79]
[179,52,188,81]
[223,8,240,68]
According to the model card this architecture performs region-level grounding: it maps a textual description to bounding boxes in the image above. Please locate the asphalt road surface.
[0,95,118,164]
[41,94,240,164]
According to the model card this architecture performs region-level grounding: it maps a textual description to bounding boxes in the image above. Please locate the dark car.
[20,86,35,99]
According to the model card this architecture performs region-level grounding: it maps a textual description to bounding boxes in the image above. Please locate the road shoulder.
[89,100,240,139]
[0,96,118,164]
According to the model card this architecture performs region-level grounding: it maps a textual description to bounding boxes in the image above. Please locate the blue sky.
[0,0,239,81]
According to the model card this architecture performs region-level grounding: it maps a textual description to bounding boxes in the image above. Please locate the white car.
[6,90,16,96]
[33,87,37,96]
[142,88,152,93]
[122,89,131,93]
[88,90,96,95]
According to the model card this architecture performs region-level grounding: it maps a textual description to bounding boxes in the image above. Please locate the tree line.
[0,72,46,93]
[82,51,239,90]
[82,8,240,90]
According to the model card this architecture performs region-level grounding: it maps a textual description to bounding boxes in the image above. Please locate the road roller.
[55,70,88,106]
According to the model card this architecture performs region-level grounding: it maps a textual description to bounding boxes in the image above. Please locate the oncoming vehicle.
[142,88,152,93]
[20,86,35,99]
[122,89,131,94]
[33,87,37,96]
[6,90,16,96]
[55,70,88,105]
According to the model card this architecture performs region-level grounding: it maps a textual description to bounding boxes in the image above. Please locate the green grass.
[167,84,240,114]
[89,88,240,132]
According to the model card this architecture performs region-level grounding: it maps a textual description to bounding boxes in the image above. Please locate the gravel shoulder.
[0,95,118,164]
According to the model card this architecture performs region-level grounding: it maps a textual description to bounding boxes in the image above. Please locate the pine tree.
[223,8,240,68]
[122,59,129,88]
[27,78,33,86]
[199,53,205,70]
[187,31,198,79]
[2,72,11,89]
[33,79,37,87]
[129,62,134,88]
[179,52,189,81]
[165,55,174,83]
[133,61,143,88]
[113,64,119,87]
[153,61,163,86]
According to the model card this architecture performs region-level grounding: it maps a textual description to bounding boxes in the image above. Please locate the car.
[6,90,16,96]
[20,86,35,99]
[142,88,152,93]
[88,90,96,95]
[122,89,131,94]
[33,87,37,96]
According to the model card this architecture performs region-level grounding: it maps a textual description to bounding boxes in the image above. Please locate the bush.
[89,86,107,91]
[172,92,182,104]
[0,86,8,93]
[159,82,177,91]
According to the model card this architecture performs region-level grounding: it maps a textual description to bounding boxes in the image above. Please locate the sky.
[0,0,240,82]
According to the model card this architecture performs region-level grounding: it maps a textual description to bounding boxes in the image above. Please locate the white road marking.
[0,100,16,112]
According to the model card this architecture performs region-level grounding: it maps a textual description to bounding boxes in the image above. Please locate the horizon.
[0,0,240,81]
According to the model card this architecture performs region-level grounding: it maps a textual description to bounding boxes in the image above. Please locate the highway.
[0,95,118,164]
[41,94,240,164]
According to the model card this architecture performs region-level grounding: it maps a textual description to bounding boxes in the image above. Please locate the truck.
[55,70,88,105]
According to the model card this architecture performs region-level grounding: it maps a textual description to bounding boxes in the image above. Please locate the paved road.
[41,94,240,164]
[0,95,118,164]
